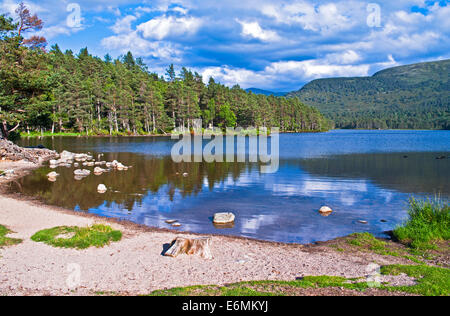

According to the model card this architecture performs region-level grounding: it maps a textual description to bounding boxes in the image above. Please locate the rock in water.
[94,167,106,175]
[164,237,213,259]
[213,212,236,224]
[74,169,91,177]
[97,184,107,194]
[47,172,59,178]
[319,206,333,215]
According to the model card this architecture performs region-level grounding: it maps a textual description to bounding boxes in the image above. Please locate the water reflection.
[12,131,450,244]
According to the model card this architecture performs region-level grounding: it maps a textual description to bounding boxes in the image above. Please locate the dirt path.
[0,193,415,296]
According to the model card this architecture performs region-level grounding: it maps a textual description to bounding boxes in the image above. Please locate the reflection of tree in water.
[296,152,450,196]
[11,154,255,211]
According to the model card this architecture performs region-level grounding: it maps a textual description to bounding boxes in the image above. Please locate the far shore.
[0,158,425,296]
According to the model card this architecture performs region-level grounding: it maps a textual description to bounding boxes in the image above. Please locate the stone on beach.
[60,150,75,161]
[213,212,236,224]
[97,184,107,194]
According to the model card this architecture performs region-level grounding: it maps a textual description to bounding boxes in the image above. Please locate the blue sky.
[1,0,449,92]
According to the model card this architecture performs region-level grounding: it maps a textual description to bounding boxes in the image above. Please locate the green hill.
[287,60,450,129]
[246,88,287,97]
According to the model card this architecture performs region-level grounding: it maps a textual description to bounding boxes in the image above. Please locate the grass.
[31,224,122,249]
[381,265,450,296]
[0,225,22,247]
[393,198,449,250]
[344,232,425,263]
[149,276,370,296]
[148,265,450,297]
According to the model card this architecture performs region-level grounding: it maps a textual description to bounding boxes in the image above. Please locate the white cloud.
[101,31,183,61]
[137,15,202,40]
[265,59,370,80]
[261,2,355,34]
[237,20,280,42]
[325,50,362,65]
[199,53,401,90]
[111,15,137,34]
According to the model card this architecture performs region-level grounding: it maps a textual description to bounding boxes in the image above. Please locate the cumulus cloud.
[199,54,398,91]
[261,2,355,34]
[237,20,280,42]
[111,15,137,34]
[137,15,202,40]
[1,0,448,90]
[101,31,183,61]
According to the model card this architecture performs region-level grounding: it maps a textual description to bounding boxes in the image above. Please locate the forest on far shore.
[0,3,330,140]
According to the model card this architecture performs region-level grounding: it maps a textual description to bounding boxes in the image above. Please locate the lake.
[13,130,450,244]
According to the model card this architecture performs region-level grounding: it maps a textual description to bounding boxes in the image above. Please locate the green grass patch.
[148,276,369,296]
[381,265,450,296]
[148,266,450,296]
[347,233,404,257]
[31,224,122,249]
[0,225,22,247]
[393,198,449,250]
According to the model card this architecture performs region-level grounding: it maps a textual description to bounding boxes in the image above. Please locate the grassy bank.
[393,198,449,250]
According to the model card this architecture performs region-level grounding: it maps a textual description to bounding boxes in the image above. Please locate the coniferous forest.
[0,4,330,140]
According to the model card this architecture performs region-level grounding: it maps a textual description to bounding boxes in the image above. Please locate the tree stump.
[164,237,213,260]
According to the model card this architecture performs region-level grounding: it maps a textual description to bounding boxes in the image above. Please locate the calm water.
[13,130,450,244]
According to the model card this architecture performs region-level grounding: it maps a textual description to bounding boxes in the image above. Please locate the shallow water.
[13,130,450,244]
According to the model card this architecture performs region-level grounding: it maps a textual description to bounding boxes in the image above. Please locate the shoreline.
[0,192,416,296]
[0,159,422,296]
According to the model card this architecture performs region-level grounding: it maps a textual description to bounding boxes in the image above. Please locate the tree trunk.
[0,121,8,139]
[164,237,213,259]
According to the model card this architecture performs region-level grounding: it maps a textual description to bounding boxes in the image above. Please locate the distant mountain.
[287,60,450,130]
[246,88,287,97]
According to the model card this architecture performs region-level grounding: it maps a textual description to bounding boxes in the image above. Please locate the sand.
[0,192,415,296]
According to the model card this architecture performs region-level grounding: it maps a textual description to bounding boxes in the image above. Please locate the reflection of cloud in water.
[268,178,368,197]
[241,214,278,234]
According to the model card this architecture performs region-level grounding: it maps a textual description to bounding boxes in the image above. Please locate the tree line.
[0,3,330,140]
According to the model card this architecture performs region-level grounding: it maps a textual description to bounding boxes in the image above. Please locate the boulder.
[213,212,236,224]
[49,159,59,166]
[319,206,333,215]
[97,184,107,194]
[94,167,106,175]
[74,169,91,177]
[47,172,59,178]
[60,150,75,161]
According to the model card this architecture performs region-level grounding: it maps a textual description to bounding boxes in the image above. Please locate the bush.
[393,198,449,250]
